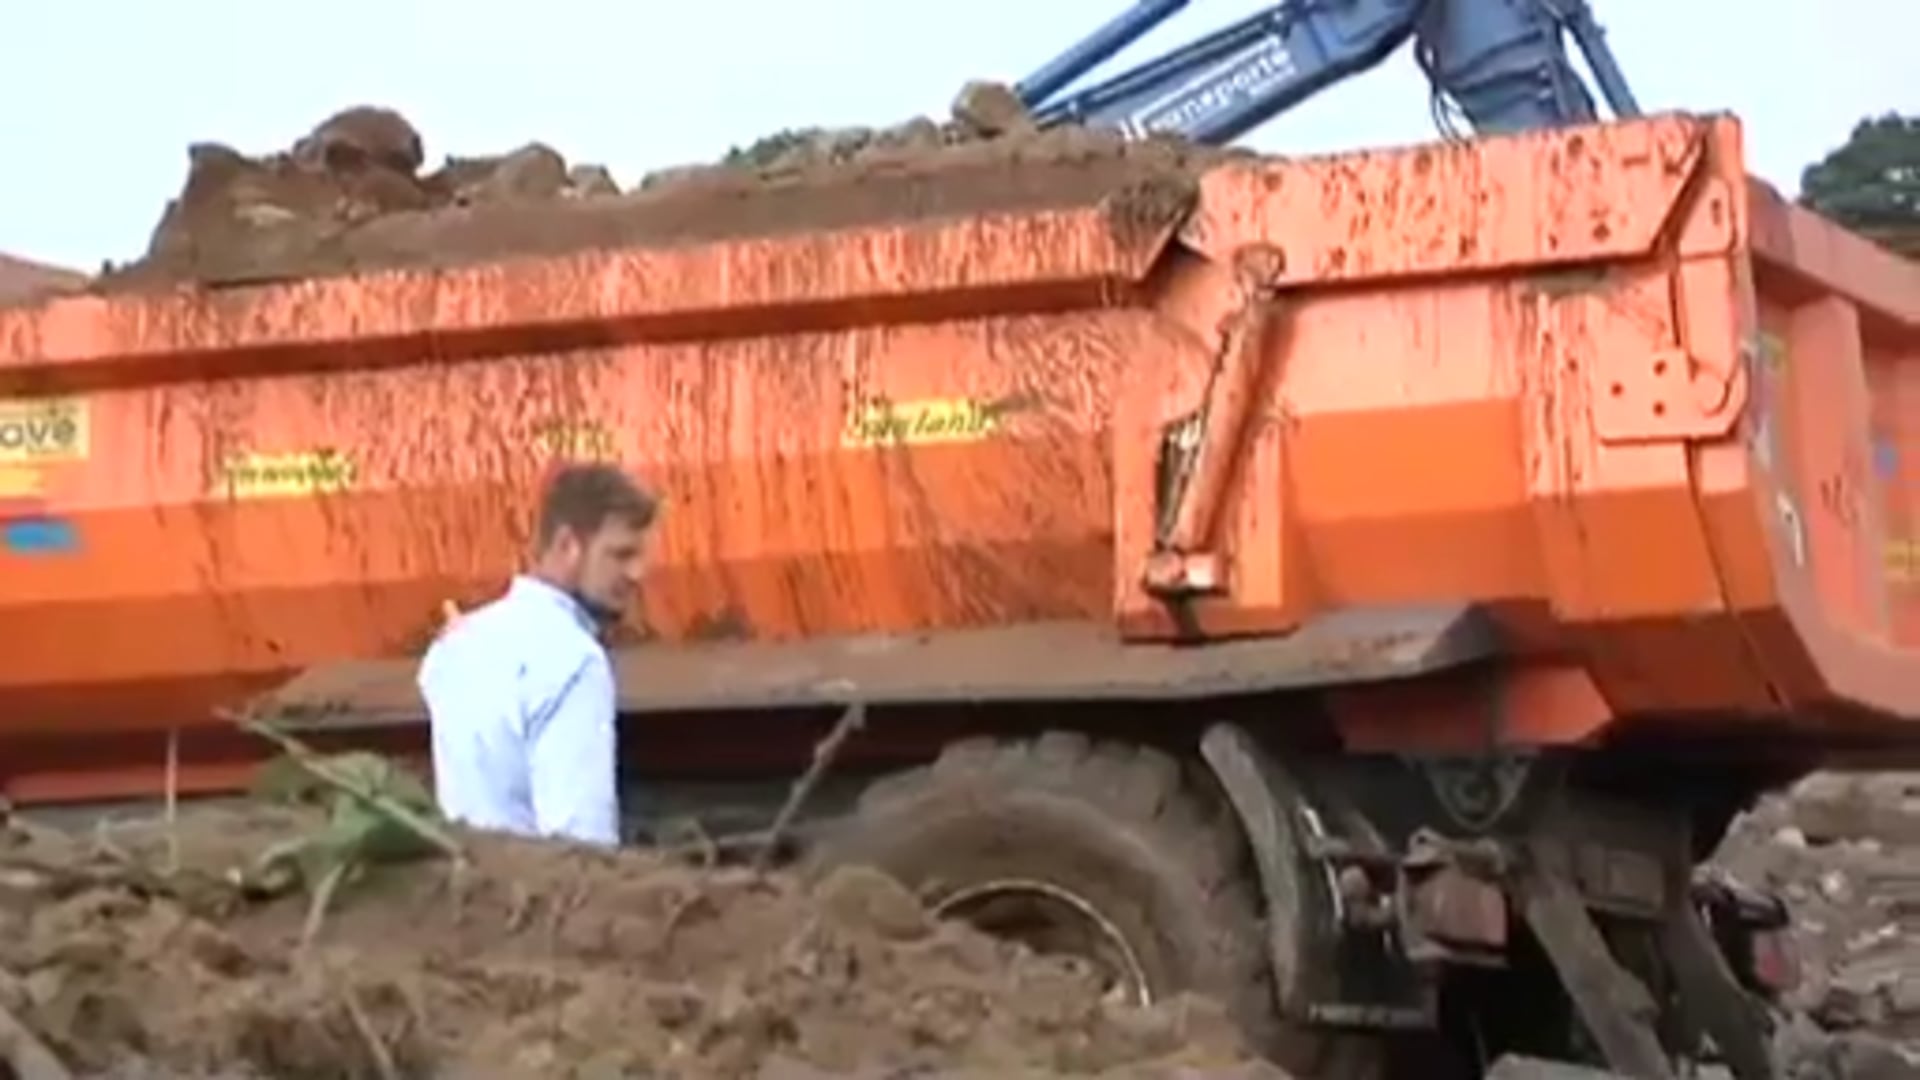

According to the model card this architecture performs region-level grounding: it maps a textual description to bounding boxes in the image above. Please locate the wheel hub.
[932,877,1153,1008]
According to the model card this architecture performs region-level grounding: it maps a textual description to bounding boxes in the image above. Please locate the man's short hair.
[534,463,657,549]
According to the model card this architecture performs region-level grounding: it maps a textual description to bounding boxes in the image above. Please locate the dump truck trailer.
[2,110,1918,1077]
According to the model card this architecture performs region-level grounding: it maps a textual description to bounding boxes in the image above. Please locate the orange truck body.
[1,112,1916,805]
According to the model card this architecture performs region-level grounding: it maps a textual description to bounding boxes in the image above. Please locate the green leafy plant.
[237,719,466,947]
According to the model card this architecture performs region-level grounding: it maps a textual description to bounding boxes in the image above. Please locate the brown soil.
[3,769,1919,1077]
[89,97,1236,295]
[0,804,1280,1079]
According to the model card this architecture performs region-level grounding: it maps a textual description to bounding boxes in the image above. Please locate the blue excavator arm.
[1015,0,1641,145]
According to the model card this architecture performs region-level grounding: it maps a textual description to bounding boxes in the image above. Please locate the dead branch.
[163,726,180,874]
[340,984,400,1080]
[754,701,866,873]
[300,860,352,951]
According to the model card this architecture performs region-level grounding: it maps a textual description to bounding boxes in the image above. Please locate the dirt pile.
[102,104,630,290]
[0,253,86,304]
[1713,770,1920,1057]
[97,88,1225,294]
[633,79,1041,191]
[0,803,1279,1079]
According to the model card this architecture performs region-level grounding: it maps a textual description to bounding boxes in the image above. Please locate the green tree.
[1799,112,1920,259]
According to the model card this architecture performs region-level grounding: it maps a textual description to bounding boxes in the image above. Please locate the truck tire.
[806,731,1386,1079]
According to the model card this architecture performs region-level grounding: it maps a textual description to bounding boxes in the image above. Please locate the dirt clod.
[0,804,1273,1078]
[430,142,570,206]
[293,105,426,176]
[951,80,1038,138]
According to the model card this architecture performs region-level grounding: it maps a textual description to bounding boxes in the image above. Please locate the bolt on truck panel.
[0,113,1917,803]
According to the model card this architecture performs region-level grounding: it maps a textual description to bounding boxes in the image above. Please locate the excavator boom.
[1016,0,1640,144]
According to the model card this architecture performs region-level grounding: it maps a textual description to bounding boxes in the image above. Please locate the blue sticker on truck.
[1873,437,1899,481]
[1,516,78,555]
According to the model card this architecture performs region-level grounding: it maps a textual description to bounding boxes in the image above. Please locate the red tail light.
[1745,926,1803,994]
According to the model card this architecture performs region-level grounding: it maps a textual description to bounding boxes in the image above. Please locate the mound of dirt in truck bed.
[0,803,1278,1079]
[1713,770,1920,1057]
[93,89,1231,294]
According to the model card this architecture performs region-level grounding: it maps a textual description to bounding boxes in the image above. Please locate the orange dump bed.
[1,112,1916,801]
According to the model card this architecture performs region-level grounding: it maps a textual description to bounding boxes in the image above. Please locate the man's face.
[554,518,648,621]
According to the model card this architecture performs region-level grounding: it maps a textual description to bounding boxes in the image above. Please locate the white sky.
[4,0,1915,269]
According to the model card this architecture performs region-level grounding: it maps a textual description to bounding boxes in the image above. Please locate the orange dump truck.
[3,113,1918,1076]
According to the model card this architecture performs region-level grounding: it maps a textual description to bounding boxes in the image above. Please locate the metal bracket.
[1591,172,1748,446]
[1590,346,1741,445]
[1144,245,1286,600]
[1399,829,1510,968]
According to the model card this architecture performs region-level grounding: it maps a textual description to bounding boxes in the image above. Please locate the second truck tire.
[805,730,1385,1079]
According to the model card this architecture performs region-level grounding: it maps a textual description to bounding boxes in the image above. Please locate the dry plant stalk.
[340,985,400,1080]
[754,700,867,873]
[163,726,180,874]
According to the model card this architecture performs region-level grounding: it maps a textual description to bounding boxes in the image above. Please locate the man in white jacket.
[419,463,656,847]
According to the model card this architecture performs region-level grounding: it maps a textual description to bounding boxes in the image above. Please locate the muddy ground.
[0,801,1277,1079]
[0,768,1917,1078]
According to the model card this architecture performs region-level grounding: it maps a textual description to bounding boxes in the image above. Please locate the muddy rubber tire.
[806,731,1387,1078]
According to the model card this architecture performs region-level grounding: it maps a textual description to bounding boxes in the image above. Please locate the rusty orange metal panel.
[1120,114,1920,747]
[1734,175,1920,719]
[0,111,1917,799]
[0,203,1180,391]
[1869,348,1920,647]
[0,187,1192,741]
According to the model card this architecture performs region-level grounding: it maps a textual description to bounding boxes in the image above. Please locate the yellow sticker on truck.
[0,467,44,499]
[533,419,617,462]
[842,394,1037,448]
[1889,539,1920,585]
[213,449,358,500]
[0,397,89,464]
